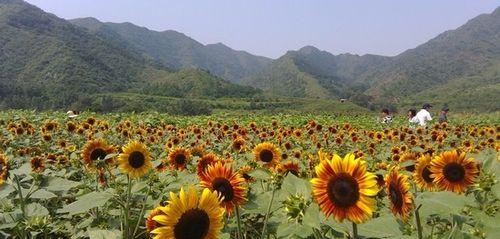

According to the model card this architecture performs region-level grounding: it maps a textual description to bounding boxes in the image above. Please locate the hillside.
[0,0,258,110]
[243,46,390,100]
[70,17,272,83]
[247,7,500,111]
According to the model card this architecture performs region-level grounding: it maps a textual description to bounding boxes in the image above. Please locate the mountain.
[0,0,258,110]
[246,7,500,111]
[243,46,391,100]
[70,17,272,83]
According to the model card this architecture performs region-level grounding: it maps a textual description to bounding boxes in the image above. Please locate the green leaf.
[0,184,15,198]
[87,229,121,239]
[416,191,473,219]
[30,189,57,199]
[26,203,49,217]
[281,174,311,200]
[358,215,404,238]
[58,192,112,215]
[302,203,321,229]
[45,177,81,192]
[248,168,272,180]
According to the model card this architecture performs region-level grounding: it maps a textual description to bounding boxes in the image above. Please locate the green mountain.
[0,0,258,110]
[246,7,500,111]
[70,17,272,83]
[243,46,391,100]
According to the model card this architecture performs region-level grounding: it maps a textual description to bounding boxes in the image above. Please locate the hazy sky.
[25,0,500,59]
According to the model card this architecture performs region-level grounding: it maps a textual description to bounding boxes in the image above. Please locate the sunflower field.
[0,110,499,239]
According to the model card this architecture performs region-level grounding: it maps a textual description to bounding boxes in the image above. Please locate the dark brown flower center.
[327,173,360,208]
[422,166,433,183]
[90,148,107,161]
[259,149,274,163]
[174,209,210,239]
[128,151,145,168]
[212,177,234,202]
[389,182,403,209]
[443,162,465,182]
[175,153,187,165]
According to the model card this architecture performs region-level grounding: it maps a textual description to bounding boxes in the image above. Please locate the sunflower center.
[389,182,403,208]
[422,166,433,183]
[260,150,274,163]
[90,148,107,161]
[443,163,465,182]
[327,173,360,208]
[175,154,187,165]
[128,151,145,169]
[174,208,210,239]
[212,177,234,202]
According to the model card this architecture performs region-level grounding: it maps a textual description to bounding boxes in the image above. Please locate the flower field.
[0,111,499,239]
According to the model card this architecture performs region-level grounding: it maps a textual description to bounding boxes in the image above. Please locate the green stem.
[415,204,423,239]
[14,175,26,218]
[235,206,243,239]
[261,187,276,239]
[133,184,151,238]
[123,175,132,238]
[351,221,358,239]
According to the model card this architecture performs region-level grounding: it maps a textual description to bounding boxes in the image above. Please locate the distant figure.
[340,98,347,103]
[67,110,79,118]
[438,105,449,123]
[380,108,392,124]
[415,103,432,127]
[408,108,419,127]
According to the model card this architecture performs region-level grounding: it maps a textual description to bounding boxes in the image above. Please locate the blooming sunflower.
[146,207,167,233]
[0,154,9,185]
[413,154,435,191]
[197,153,218,179]
[277,160,300,176]
[151,186,225,239]
[118,141,152,178]
[30,156,45,173]
[168,148,191,171]
[385,167,414,221]
[80,138,114,169]
[310,153,378,223]
[253,142,281,168]
[200,162,247,214]
[430,150,478,193]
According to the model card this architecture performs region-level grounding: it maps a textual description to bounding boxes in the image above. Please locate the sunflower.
[30,156,45,173]
[146,207,167,233]
[81,138,114,169]
[430,150,478,193]
[151,186,225,239]
[118,141,152,178]
[200,162,247,214]
[385,167,414,221]
[413,154,435,191]
[239,165,255,182]
[197,153,218,179]
[168,148,191,171]
[0,154,9,185]
[277,160,300,176]
[253,142,281,168]
[310,153,378,223]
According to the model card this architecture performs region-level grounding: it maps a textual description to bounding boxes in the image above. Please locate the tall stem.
[260,187,276,239]
[133,184,151,238]
[123,175,132,238]
[235,206,243,239]
[415,204,423,239]
[351,221,358,239]
[14,175,26,218]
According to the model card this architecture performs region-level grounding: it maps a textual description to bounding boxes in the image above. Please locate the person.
[415,103,433,127]
[438,105,449,123]
[408,108,419,127]
[67,110,79,118]
[380,108,392,124]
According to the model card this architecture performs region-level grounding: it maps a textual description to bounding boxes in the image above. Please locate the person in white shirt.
[415,104,433,127]
[407,108,419,128]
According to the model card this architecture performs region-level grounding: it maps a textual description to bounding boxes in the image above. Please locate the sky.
[25,0,500,59]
